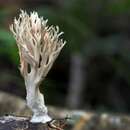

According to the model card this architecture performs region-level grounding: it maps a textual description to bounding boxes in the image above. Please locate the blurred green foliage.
[0,9,19,65]
[0,28,18,65]
[1,0,130,111]
[36,0,91,52]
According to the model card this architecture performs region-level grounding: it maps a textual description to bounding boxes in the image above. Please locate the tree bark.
[66,53,86,109]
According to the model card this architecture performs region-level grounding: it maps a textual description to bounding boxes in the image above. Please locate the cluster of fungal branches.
[10,10,66,123]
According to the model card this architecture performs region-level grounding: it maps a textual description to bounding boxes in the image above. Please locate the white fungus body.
[10,10,66,123]
[26,85,51,123]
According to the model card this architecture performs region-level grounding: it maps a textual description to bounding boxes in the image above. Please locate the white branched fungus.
[10,10,66,123]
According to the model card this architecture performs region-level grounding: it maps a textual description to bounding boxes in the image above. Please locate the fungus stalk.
[10,10,66,123]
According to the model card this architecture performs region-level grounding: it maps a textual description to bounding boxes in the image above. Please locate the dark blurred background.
[1,0,130,114]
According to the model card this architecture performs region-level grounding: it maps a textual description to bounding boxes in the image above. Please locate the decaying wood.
[1,112,130,130]
[0,116,47,130]
[0,116,67,130]
[48,107,130,130]
[71,112,130,130]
